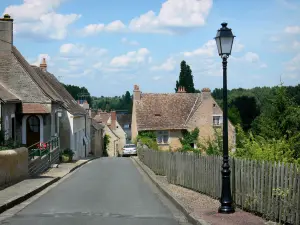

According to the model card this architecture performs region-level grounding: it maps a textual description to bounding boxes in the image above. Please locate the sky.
[1,0,300,96]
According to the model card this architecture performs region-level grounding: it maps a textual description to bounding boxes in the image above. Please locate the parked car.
[121,144,137,157]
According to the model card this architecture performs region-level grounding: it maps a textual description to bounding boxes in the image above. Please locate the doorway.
[27,115,40,147]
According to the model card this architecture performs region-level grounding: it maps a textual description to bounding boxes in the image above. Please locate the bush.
[136,131,159,150]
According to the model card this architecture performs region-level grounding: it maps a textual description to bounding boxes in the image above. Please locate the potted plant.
[60,149,75,162]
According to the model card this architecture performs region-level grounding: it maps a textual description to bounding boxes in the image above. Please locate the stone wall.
[0,147,28,187]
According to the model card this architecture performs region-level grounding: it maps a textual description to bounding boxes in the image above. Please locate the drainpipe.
[113,139,118,157]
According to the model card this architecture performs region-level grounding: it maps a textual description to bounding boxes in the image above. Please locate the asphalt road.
[1,158,191,225]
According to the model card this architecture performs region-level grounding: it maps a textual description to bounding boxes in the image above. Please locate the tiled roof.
[0,83,19,102]
[135,93,202,131]
[0,47,51,103]
[91,119,104,130]
[93,112,110,124]
[22,103,50,114]
[32,67,87,115]
[116,114,132,127]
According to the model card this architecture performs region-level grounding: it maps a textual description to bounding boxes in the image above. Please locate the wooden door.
[27,115,40,147]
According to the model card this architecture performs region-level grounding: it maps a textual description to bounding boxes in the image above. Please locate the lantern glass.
[220,36,234,55]
[215,36,222,55]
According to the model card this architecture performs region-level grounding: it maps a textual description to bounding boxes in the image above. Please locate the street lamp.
[215,22,235,214]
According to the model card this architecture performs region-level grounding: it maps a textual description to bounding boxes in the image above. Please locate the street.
[0,158,190,225]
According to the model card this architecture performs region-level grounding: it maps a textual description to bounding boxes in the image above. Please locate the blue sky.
[1,0,300,96]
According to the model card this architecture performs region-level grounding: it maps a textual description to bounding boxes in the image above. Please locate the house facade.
[131,85,236,151]
[0,15,62,148]
[0,15,91,159]
[93,111,126,156]
[116,113,132,143]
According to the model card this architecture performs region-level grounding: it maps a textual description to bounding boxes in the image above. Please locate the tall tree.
[175,60,196,93]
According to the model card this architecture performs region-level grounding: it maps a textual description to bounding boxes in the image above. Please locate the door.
[27,115,40,147]
[11,117,15,141]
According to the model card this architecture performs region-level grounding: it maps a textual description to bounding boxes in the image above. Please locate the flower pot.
[61,154,69,163]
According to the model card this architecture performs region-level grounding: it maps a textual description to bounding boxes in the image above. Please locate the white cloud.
[283,54,300,80]
[60,43,108,58]
[285,26,300,34]
[233,41,244,53]
[260,63,268,68]
[82,20,126,36]
[244,52,260,63]
[121,37,139,46]
[285,53,300,71]
[183,40,216,57]
[4,0,81,40]
[293,40,300,48]
[110,48,150,67]
[128,0,212,34]
[93,62,103,70]
[151,57,176,71]
[153,76,162,81]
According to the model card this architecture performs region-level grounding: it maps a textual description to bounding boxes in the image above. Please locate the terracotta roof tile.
[22,103,50,114]
[136,93,202,131]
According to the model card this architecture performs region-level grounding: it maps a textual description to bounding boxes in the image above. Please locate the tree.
[63,84,92,105]
[175,60,196,93]
[229,95,260,131]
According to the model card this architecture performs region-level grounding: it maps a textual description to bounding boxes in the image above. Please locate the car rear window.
[125,144,136,148]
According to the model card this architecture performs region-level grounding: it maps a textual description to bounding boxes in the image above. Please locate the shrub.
[136,131,159,150]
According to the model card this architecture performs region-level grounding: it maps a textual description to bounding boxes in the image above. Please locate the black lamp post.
[215,22,235,214]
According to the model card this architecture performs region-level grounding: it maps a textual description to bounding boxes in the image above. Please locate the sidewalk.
[133,157,275,225]
[0,157,95,214]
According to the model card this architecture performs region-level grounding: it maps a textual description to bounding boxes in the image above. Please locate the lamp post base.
[218,205,235,214]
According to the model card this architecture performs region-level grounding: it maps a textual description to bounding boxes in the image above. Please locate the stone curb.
[132,157,210,225]
[0,157,97,215]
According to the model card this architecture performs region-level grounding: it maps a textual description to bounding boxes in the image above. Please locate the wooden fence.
[138,148,300,225]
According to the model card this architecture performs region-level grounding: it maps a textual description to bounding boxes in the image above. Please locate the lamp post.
[214,22,235,214]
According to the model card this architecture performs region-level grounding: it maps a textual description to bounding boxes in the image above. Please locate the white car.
[121,144,137,156]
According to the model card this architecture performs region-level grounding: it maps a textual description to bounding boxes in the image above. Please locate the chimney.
[0,14,13,52]
[177,86,186,93]
[133,84,141,101]
[40,58,47,72]
[110,111,116,130]
[201,88,211,100]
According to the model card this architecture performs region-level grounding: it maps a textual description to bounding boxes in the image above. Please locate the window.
[28,116,39,132]
[124,124,130,129]
[157,131,169,144]
[213,116,222,126]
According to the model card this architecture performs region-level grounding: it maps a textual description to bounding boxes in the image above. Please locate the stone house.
[90,119,105,157]
[0,15,63,147]
[0,14,91,159]
[131,85,236,151]
[116,114,132,143]
[32,61,91,160]
[94,111,126,156]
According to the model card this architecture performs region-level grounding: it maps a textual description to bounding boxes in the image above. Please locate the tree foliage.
[91,91,133,113]
[211,84,300,164]
[63,84,92,105]
[175,60,198,93]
